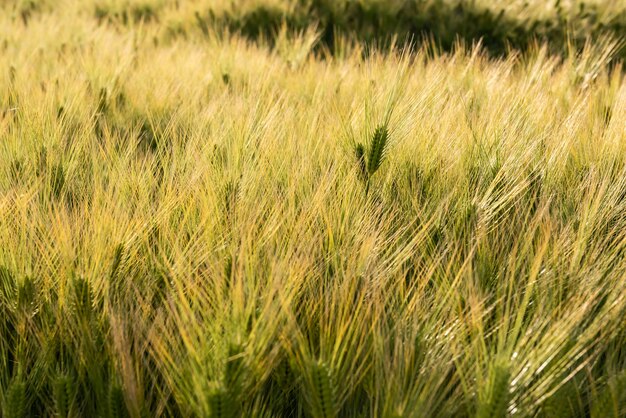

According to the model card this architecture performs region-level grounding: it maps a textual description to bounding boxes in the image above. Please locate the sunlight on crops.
[0,0,625,417]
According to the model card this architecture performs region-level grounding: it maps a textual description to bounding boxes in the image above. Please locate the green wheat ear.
[223,179,240,222]
[194,11,209,36]
[110,244,125,279]
[208,340,246,417]
[208,383,237,418]
[50,163,66,199]
[367,125,390,176]
[4,378,26,418]
[53,373,75,418]
[590,370,626,418]
[107,383,128,418]
[109,243,127,302]
[224,341,246,394]
[542,376,580,418]
[354,142,367,182]
[310,360,338,418]
[72,276,93,317]
[17,276,37,314]
[97,87,108,115]
[476,359,511,418]
[354,124,391,195]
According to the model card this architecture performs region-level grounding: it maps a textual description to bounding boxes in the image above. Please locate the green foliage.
[95,0,160,25]
[196,0,626,58]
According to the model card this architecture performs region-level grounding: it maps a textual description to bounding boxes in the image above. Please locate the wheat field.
[0,0,625,417]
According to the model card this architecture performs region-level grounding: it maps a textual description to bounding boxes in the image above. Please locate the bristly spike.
[367,125,390,176]
[476,358,511,418]
[309,360,338,418]
[208,383,237,418]
[4,378,26,418]
[354,142,367,182]
[107,383,129,418]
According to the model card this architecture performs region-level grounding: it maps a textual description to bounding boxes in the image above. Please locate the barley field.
[1,0,625,417]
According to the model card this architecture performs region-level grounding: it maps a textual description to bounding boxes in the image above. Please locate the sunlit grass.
[0,1,625,417]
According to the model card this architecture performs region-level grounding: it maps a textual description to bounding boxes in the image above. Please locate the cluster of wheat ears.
[1,0,626,417]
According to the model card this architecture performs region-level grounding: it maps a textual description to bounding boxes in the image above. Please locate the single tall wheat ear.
[354,124,390,195]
